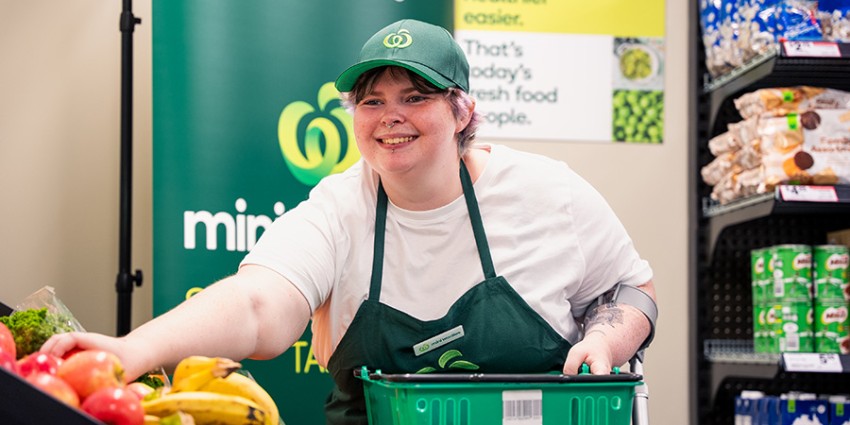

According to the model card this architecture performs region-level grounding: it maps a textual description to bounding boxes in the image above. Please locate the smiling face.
[352,67,468,186]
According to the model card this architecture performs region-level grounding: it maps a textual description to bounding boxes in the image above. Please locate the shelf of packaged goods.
[780,352,850,374]
[701,42,850,134]
[702,185,850,260]
[704,339,781,365]
[705,340,850,373]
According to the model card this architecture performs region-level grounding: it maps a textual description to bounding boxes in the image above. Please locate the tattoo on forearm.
[585,303,625,329]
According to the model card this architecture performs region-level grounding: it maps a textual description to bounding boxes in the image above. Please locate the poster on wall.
[151,1,452,423]
[454,0,666,143]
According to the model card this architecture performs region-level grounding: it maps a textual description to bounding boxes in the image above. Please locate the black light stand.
[116,0,143,337]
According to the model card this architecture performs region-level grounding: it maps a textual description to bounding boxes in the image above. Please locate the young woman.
[43,19,656,424]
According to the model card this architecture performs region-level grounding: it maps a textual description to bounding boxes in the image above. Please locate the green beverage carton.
[751,248,769,304]
[764,304,781,353]
[777,301,814,353]
[772,245,812,303]
[814,299,850,354]
[754,303,775,354]
[813,245,849,302]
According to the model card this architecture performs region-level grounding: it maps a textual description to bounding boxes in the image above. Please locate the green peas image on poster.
[612,89,664,143]
[611,37,664,143]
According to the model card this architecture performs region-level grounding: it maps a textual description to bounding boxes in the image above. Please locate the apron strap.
[369,182,389,301]
[460,161,497,279]
[369,162,497,301]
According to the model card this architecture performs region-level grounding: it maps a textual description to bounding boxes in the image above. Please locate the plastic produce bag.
[14,286,86,332]
[0,286,85,358]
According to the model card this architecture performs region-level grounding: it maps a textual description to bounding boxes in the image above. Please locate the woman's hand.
[562,331,614,375]
[563,280,656,375]
[39,265,311,382]
[40,332,151,382]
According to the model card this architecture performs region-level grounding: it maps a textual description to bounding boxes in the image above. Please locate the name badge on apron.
[412,325,465,356]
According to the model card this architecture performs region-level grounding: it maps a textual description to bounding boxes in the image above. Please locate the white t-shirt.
[241,144,653,366]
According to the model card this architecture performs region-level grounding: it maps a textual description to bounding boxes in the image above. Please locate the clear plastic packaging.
[14,286,86,332]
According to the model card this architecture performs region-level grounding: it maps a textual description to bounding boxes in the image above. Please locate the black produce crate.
[1,300,13,317]
[0,367,102,425]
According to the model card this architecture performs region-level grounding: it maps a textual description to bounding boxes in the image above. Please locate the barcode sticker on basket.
[502,390,542,425]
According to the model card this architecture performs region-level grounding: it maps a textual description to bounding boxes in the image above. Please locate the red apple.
[26,372,80,408]
[125,381,155,401]
[0,322,15,359]
[62,346,84,360]
[0,350,19,375]
[58,350,125,400]
[81,387,144,425]
[18,352,62,377]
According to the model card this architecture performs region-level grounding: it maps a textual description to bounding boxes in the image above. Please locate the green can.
[814,299,850,354]
[813,245,849,302]
[772,245,812,302]
[751,248,770,304]
[763,304,781,353]
[753,303,771,353]
[776,301,814,353]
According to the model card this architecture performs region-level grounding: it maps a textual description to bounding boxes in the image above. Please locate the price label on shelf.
[782,41,841,57]
[778,185,839,202]
[782,353,843,373]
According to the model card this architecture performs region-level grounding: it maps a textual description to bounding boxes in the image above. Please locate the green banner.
[152,2,452,423]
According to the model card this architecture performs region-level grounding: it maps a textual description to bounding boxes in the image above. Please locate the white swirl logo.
[383,29,413,49]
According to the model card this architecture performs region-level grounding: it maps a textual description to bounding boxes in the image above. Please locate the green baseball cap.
[335,19,470,93]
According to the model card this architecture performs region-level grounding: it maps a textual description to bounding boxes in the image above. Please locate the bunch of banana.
[170,356,242,393]
[142,356,280,425]
[142,392,266,425]
[144,411,195,425]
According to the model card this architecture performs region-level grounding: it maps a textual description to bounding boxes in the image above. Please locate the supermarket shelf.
[704,339,780,365]
[703,185,850,259]
[780,353,850,374]
[702,43,850,93]
[704,342,850,374]
[701,42,850,133]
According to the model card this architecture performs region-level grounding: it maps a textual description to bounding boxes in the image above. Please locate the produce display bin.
[0,366,101,425]
[1,300,12,316]
[356,367,642,425]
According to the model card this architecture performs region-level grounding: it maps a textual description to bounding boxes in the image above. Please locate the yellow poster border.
[455,1,665,38]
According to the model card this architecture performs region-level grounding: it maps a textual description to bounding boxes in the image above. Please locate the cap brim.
[334,59,455,92]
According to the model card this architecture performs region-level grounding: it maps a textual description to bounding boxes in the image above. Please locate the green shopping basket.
[355,366,644,425]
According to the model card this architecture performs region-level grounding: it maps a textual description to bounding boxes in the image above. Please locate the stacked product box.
[736,392,850,424]
[752,244,814,353]
[829,395,850,425]
[751,247,774,353]
[752,244,850,354]
[814,245,850,354]
[772,244,815,353]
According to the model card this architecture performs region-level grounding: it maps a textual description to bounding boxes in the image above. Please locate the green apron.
[324,161,573,424]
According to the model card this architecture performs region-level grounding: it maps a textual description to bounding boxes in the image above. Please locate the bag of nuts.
[762,110,850,187]
[734,86,850,119]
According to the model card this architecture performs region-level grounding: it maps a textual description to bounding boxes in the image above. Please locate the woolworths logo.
[278,82,360,186]
[383,29,413,48]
